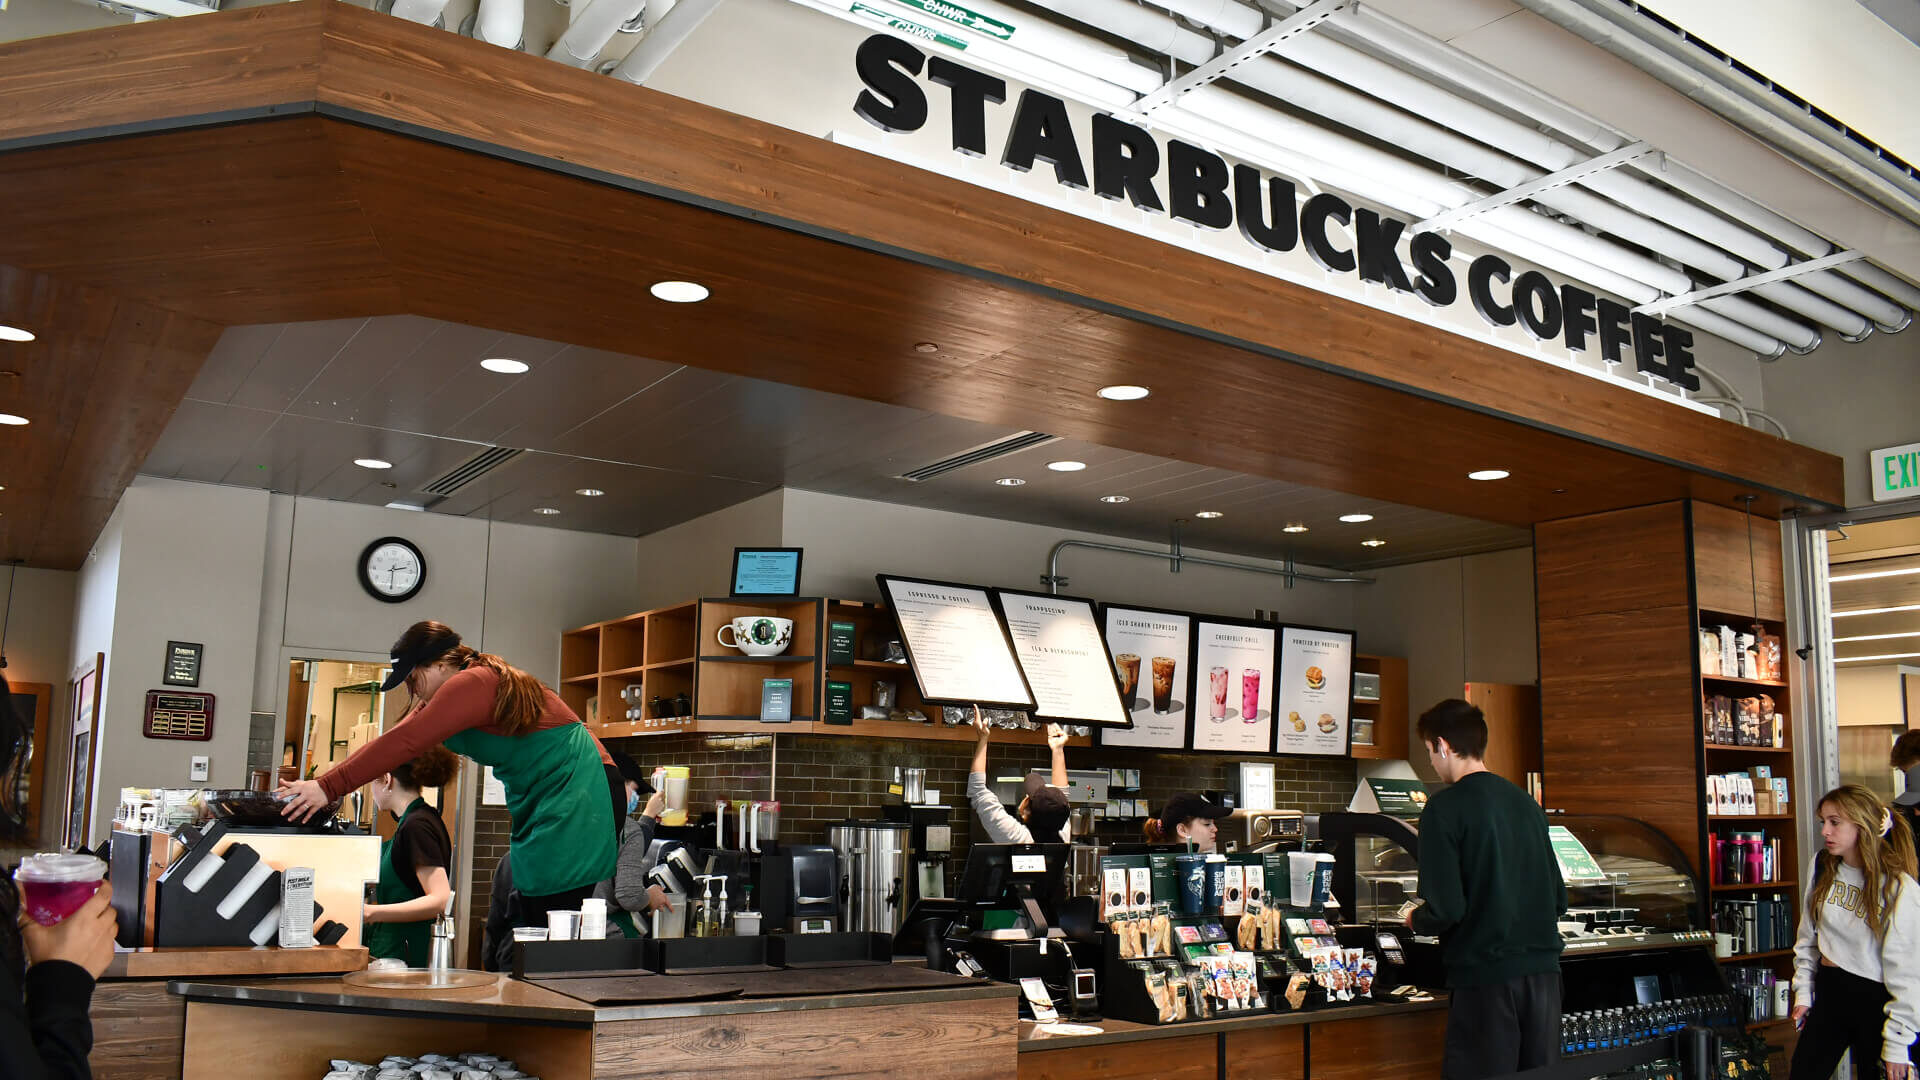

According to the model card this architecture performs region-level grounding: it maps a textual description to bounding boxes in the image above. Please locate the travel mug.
[1175,854,1207,914]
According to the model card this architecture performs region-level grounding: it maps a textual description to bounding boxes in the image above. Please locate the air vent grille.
[897,431,1059,482]
[423,446,524,496]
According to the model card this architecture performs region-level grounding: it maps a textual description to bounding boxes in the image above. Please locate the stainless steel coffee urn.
[826,821,910,934]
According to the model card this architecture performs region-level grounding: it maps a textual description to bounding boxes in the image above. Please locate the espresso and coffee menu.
[1273,625,1355,756]
[1189,618,1277,753]
[877,575,1036,710]
[1096,605,1194,749]
[996,590,1132,728]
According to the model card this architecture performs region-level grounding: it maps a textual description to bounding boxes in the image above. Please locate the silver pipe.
[1044,538,1373,594]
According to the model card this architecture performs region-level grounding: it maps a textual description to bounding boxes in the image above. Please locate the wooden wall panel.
[1536,504,1691,619]
[91,981,185,1080]
[1691,499,1786,622]
[1019,1035,1216,1080]
[1223,1024,1306,1079]
[1307,1010,1447,1080]
[596,996,1017,1079]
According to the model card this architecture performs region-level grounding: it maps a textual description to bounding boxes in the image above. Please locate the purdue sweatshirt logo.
[1825,880,1870,921]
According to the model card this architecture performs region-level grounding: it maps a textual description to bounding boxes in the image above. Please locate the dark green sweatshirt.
[1409,770,1567,987]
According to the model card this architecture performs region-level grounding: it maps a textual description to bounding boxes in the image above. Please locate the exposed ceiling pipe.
[1045,539,1373,595]
[610,0,719,81]
[548,0,646,67]
[470,0,525,48]
[1157,0,1877,342]
[390,0,451,26]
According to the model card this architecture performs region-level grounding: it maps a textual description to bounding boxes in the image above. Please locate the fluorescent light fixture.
[1194,511,1224,519]
[1097,385,1150,401]
[533,507,561,515]
[1099,495,1131,504]
[0,325,33,342]
[1361,539,1387,548]
[1468,469,1511,481]
[1833,632,1920,643]
[1339,513,1374,523]
[385,502,427,512]
[1836,652,1920,663]
[481,357,529,374]
[1830,566,1920,583]
[575,488,605,497]
[995,477,1026,487]
[1832,604,1920,618]
[1282,523,1309,533]
[650,280,710,303]
[354,458,393,470]
[1047,460,1088,472]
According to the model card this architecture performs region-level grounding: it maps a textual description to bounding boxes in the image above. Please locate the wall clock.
[358,536,426,603]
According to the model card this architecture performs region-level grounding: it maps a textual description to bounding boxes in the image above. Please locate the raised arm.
[1048,724,1069,788]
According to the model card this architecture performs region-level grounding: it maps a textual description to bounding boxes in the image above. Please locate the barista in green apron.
[363,747,458,967]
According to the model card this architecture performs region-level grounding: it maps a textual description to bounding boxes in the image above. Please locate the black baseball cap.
[608,750,654,793]
[1023,778,1071,838]
[1157,792,1232,831]
[380,624,463,692]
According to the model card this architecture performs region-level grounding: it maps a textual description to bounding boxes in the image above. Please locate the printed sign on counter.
[1097,605,1194,750]
[877,574,1036,710]
[1274,625,1355,757]
[1189,618,1277,753]
[995,590,1132,728]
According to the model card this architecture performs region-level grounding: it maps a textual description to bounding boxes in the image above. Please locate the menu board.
[1097,605,1194,749]
[877,575,1036,710]
[995,590,1132,728]
[1189,618,1278,753]
[1273,625,1355,756]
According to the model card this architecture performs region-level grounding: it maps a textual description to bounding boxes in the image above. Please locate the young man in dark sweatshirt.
[1405,698,1567,1080]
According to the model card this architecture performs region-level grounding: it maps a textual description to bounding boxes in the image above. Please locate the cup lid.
[15,852,107,882]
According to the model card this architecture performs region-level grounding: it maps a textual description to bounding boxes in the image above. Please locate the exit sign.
[1871,442,1920,502]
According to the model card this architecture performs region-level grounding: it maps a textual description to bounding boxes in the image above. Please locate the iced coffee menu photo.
[1189,619,1277,753]
[1097,605,1193,749]
[1274,626,1354,757]
[877,575,1036,710]
[996,591,1132,728]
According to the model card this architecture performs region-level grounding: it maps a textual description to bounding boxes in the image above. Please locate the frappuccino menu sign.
[996,590,1132,728]
[850,34,1701,391]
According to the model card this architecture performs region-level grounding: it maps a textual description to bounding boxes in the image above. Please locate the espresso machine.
[883,802,953,903]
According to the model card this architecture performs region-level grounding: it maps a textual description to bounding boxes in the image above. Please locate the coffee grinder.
[883,801,953,903]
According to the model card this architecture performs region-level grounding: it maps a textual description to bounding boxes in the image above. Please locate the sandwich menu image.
[996,590,1131,728]
[1274,626,1354,756]
[1098,606,1193,749]
[1189,619,1277,753]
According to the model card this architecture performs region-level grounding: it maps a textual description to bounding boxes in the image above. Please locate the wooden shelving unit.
[557,602,699,738]
[1347,654,1408,760]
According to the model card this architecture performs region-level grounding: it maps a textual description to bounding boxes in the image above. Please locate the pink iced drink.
[14,853,107,926]
[1242,670,1261,723]
[1209,667,1229,720]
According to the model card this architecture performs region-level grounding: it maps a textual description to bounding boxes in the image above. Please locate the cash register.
[911,843,1099,1019]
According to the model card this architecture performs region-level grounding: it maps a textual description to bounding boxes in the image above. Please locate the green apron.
[443,721,615,898]
[365,797,435,967]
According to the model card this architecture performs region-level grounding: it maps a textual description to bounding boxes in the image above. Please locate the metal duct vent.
[423,446,525,496]
[897,431,1059,482]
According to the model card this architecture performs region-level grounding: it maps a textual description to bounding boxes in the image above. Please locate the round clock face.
[359,537,425,603]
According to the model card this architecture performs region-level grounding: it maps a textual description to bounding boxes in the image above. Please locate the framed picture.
[1273,624,1357,757]
[875,574,1036,711]
[992,589,1132,729]
[65,654,103,849]
[731,547,804,598]
[1096,604,1195,750]
[1188,617,1278,754]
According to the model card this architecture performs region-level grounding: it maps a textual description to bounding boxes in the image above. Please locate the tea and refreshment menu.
[1274,626,1354,756]
[877,575,1036,710]
[996,591,1132,728]
[1097,606,1193,749]
[1189,620,1277,753]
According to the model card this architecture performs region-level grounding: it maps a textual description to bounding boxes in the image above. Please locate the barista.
[600,751,672,935]
[1142,793,1232,852]
[968,709,1072,843]
[363,747,458,967]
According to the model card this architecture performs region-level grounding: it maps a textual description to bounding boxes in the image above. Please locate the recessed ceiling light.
[0,414,28,426]
[1047,460,1087,472]
[913,342,939,353]
[1097,385,1150,401]
[1832,604,1920,618]
[1361,539,1387,548]
[1339,513,1374,523]
[1830,566,1920,583]
[533,507,561,515]
[995,477,1026,487]
[1282,523,1309,533]
[1099,495,1131,504]
[575,488,605,497]
[354,458,392,470]
[1468,469,1510,481]
[385,501,426,512]
[481,357,529,374]
[1194,511,1224,519]
[0,325,33,343]
[650,280,710,303]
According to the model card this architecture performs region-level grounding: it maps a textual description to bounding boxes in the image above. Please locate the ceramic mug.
[717,616,794,656]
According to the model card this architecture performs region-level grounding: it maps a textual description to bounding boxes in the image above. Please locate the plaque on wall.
[1096,605,1195,750]
[876,574,1036,711]
[163,641,204,688]
[993,589,1131,729]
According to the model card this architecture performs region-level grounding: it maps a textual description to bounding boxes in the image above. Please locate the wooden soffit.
[0,2,1844,570]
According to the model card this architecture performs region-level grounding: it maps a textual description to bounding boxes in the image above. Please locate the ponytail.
[1142,817,1167,843]
[445,645,547,736]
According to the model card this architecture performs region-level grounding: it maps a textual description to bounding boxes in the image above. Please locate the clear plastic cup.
[14,853,107,926]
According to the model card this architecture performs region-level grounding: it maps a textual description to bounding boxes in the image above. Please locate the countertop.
[106,945,368,980]
[1017,992,1449,1051]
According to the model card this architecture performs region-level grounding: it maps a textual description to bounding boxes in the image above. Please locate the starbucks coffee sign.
[850,33,1702,391]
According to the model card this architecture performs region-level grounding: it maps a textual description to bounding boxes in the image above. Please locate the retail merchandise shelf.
[645,658,695,670]
[1704,743,1793,755]
[1711,880,1796,893]
[562,674,598,685]
[1720,950,1792,963]
[845,659,912,670]
[597,719,693,739]
[1701,674,1790,690]
[601,664,647,677]
[699,655,818,665]
[1708,814,1794,821]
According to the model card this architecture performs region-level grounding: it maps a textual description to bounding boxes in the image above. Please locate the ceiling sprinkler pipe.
[1044,539,1374,595]
[472,0,524,48]
[389,0,450,25]
[547,0,646,67]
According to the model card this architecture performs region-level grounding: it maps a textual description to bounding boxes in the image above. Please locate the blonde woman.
[1789,785,1919,1080]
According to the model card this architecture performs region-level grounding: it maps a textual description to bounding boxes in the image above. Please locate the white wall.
[1758,330,1920,509]
[1837,663,1913,727]
[632,490,786,610]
